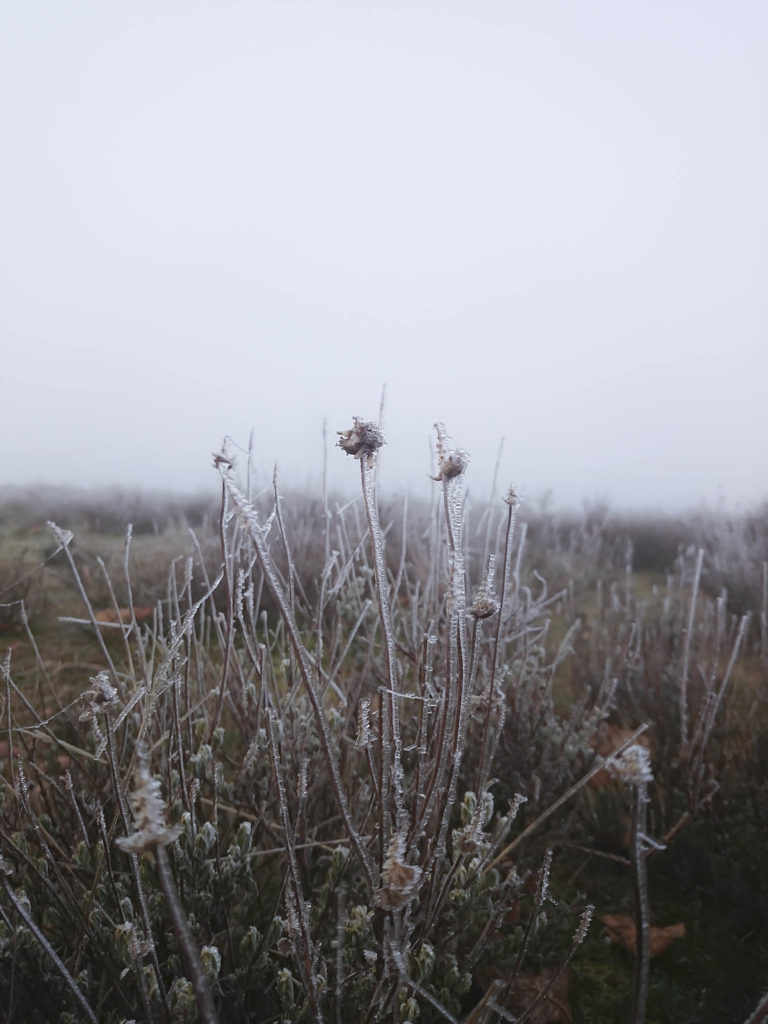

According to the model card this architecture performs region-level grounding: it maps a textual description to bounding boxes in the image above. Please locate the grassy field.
[0,436,766,1024]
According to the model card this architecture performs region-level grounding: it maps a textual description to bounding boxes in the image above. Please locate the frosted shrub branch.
[221,466,375,890]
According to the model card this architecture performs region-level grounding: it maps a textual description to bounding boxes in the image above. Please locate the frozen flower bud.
[200,945,221,981]
[337,418,385,467]
[504,486,522,509]
[345,905,373,936]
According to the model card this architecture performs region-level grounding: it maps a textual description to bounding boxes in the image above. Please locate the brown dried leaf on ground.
[473,966,573,1023]
[94,605,154,624]
[601,913,685,956]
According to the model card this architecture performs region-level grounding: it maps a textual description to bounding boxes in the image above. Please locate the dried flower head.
[375,833,423,909]
[432,423,468,481]
[79,672,121,758]
[337,418,385,467]
[504,486,522,509]
[116,760,181,855]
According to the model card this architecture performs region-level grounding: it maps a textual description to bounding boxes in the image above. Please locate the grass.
[0,423,766,1023]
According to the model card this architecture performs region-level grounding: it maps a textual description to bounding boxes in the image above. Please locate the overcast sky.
[2,1,766,511]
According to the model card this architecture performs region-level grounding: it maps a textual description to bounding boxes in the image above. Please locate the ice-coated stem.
[629,781,651,1024]
[360,456,403,844]
[154,845,220,1024]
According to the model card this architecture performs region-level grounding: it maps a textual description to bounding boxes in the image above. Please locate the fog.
[2,1,766,511]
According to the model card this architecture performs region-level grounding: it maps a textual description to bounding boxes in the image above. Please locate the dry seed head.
[212,438,235,473]
[574,904,595,945]
[79,673,121,757]
[432,422,468,481]
[116,760,181,855]
[470,555,500,619]
[80,671,119,712]
[337,418,385,468]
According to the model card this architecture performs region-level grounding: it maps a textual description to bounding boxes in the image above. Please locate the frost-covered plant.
[0,419,761,1023]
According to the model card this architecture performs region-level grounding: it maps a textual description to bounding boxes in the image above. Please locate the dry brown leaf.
[94,605,154,625]
[374,834,422,909]
[601,913,685,956]
[473,967,573,1024]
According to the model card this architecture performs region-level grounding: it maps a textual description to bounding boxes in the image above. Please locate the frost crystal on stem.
[356,698,372,748]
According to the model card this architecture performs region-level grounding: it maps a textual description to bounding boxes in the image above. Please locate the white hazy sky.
[2,1,766,511]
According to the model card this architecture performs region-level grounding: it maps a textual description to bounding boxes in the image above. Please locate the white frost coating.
[362,462,397,671]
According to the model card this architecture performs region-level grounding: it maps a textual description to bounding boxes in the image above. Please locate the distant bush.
[0,486,218,536]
